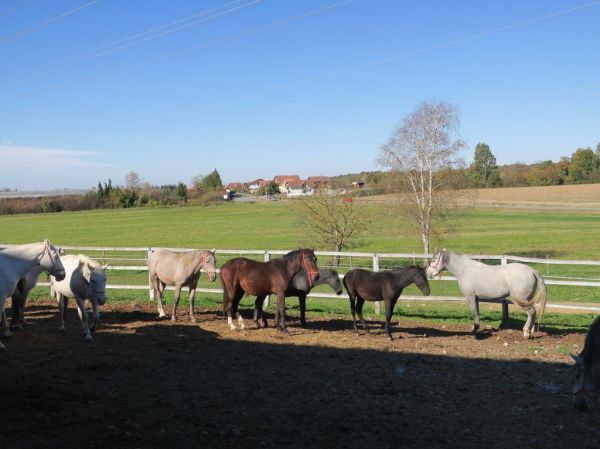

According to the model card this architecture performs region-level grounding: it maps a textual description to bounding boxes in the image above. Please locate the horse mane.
[76,254,101,269]
[581,316,600,365]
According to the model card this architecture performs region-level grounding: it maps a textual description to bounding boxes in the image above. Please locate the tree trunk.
[333,243,342,267]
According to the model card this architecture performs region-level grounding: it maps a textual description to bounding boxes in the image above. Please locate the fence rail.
[2,244,600,315]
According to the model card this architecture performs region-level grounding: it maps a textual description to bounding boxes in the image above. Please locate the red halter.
[302,252,319,287]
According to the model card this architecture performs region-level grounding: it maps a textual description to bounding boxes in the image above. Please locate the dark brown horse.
[343,266,430,340]
[220,249,319,333]
[270,268,344,328]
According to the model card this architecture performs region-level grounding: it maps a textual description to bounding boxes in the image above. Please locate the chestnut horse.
[220,249,319,333]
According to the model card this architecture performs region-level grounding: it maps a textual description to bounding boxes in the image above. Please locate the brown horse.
[220,249,319,333]
[343,266,430,340]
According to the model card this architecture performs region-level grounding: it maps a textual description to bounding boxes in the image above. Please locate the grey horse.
[426,250,547,338]
[263,268,343,328]
[572,316,600,411]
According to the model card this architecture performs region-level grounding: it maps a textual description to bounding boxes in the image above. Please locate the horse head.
[415,266,431,296]
[202,250,217,282]
[299,248,319,286]
[327,270,343,295]
[39,239,66,281]
[426,249,447,279]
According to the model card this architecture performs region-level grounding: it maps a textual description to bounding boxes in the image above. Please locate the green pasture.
[2,200,599,329]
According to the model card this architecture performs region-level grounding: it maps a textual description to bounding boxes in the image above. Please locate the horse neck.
[0,243,44,278]
[191,251,206,272]
[393,267,420,288]
[284,252,304,277]
[445,252,470,278]
[312,269,334,287]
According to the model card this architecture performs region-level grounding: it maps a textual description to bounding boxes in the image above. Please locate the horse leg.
[349,295,359,334]
[188,286,197,323]
[356,297,369,334]
[75,297,93,342]
[254,295,267,328]
[171,285,182,322]
[299,294,307,328]
[466,295,480,335]
[155,280,168,319]
[276,294,289,334]
[0,308,11,339]
[384,298,399,341]
[58,295,68,332]
[234,291,245,330]
[523,307,536,339]
[90,299,99,333]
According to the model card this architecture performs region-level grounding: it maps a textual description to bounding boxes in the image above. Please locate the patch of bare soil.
[1,299,598,449]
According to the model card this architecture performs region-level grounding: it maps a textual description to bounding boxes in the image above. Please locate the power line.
[0,0,100,45]
[3,0,261,84]
[1,0,246,84]
[230,0,600,102]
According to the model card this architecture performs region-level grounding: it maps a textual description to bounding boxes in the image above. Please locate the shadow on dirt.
[1,302,599,449]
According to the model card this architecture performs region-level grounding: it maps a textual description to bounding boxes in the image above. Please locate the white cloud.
[0,145,112,170]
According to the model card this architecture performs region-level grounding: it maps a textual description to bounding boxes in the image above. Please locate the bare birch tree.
[378,101,465,256]
[293,192,373,266]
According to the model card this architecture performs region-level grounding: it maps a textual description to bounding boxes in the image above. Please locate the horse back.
[149,249,201,286]
[344,269,390,301]
[221,257,289,296]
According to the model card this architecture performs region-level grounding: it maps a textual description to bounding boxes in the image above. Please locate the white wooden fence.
[2,244,600,317]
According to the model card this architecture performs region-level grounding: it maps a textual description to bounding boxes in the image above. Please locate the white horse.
[51,254,108,342]
[426,250,547,338]
[0,240,66,350]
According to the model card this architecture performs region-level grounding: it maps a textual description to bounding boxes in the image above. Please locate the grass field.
[2,198,599,325]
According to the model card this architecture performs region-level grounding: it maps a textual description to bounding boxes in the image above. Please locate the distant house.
[274,175,301,193]
[247,178,268,193]
[286,181,314,197]
[224,182,244,193]
[306,176,330,190]
[351,180,366,189]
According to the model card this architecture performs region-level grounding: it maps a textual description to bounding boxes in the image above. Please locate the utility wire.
[0,0,99,45]
[4,0,262,85]
[3,0,243,83]
[231,0,600,101]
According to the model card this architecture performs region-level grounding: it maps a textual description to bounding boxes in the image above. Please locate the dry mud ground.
[1,299,599,449]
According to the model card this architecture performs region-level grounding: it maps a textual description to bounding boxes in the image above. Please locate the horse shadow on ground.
[2,301,600,449]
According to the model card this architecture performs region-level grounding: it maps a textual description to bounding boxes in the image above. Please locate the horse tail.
[510,271,547,330]
[532,272,547,331]
[220,265,229,317]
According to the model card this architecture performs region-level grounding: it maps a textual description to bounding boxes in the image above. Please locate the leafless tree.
[125,171,141,190]
[378,101,466,256]
[292,191,374,266]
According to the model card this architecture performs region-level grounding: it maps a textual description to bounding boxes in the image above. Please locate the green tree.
[202,169,223,191]
[266,181,280,197]
[571,147,596,181]
[97,181,104,198]
[527,161,561,186]
[469,143,500,187]
[176,182,187,201]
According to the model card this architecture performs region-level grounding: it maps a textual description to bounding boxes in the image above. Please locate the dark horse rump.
[220,249,319,333]
[343,266,430,340]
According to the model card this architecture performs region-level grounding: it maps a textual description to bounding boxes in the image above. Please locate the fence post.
[501,255,508,324]
[263,251,271,309]
[147,248,154,301]
[373,254,381,314]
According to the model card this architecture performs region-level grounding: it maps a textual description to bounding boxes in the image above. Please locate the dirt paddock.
[1,299,599,449]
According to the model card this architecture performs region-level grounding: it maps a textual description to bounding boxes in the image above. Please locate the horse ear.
[211,248,216,254]
[80,261,93,283]
[570,353,583,364]
[101,264,109,271]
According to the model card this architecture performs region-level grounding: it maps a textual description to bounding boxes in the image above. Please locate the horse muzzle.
[53,269,66,282]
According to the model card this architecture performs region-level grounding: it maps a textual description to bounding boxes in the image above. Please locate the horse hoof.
[2,331,13,339]
[170,317,177,323]
[84,336,93,343]
[229,325,237,331]
[9,324,22,331]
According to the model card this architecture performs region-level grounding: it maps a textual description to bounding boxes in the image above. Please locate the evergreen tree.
[470,143,500,187]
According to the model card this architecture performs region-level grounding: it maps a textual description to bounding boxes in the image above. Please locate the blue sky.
[1,0,599,189]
